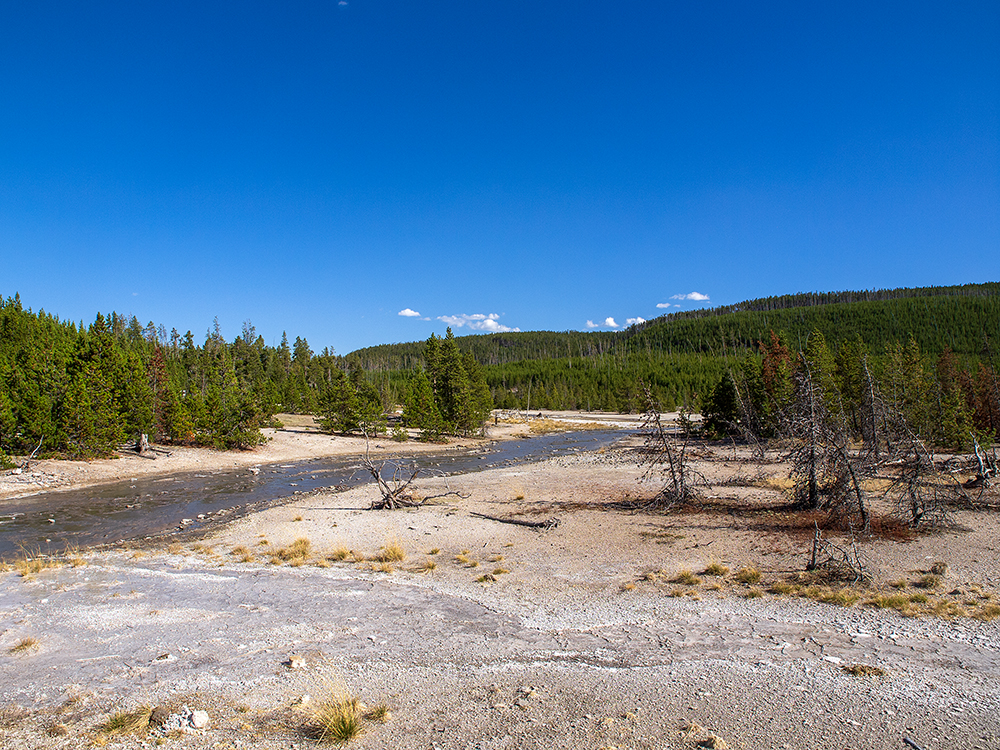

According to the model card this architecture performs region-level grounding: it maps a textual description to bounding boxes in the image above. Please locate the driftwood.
[470,512,559,529]
[360,435,469,510]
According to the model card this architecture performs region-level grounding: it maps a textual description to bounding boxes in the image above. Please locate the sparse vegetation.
[99,705,153,737]
[375,542,405,563]
[735,567,761,585]
[671,569,702,586]
[842,664,886,677]
[8,637,38,654]
[305,696,365,744]
[702,561,729,577]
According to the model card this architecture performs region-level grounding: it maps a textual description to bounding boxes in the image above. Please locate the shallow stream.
[0,429,627,559]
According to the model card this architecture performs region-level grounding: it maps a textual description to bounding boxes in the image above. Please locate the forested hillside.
[345,283,1000,414]
[351,282,1000,371]
[2,283,997,461]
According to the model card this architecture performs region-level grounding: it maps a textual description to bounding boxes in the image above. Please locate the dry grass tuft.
[842,664,886,677]
[274,537,312,564]
[13,549,61,579]
[476,573,497,583]
[702,561,729,577]
[743,588,764,599]
[230,545,255,563]
[293,515,304,522]
[671,569,702,586]
[372,562,394,574]
[8,637,38,654]
[417,559,437,573]
[99,705,153,737]
[971,603,1000,621]
[362,704,391,724]
[929,561,949,576]
[329,547,350,561]
[735,567,761,585]
[305,696,365,744]
[375,542,405,563]
[428,548,440,555]
[493,567,509,576]
[914,574,941,590]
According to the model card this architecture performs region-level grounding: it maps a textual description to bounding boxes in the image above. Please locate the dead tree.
[632,386,702,511]
[784,357,871,532]
[360,438,469,510]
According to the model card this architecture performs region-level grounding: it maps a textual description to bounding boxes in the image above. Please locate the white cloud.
[604,317,619,328]
[437,313,519,333]
[670,292,710,302]
[626,317,646,326]
[655,302,677,309]
[585,320,600,328]
[398,308,421,317]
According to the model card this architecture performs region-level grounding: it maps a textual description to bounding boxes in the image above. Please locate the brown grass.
[8,637,38,654]
[99,705,153,737]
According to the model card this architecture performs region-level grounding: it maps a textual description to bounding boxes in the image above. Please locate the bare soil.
[1,418,998,750]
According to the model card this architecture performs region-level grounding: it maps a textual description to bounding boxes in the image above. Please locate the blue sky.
[1,1,997,354]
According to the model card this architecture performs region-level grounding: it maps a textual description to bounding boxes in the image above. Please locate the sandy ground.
[1,422,999,750]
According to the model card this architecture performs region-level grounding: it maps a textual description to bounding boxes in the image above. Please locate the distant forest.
[1,282,998,460]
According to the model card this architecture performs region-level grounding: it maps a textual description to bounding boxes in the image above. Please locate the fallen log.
[470,512,559,529]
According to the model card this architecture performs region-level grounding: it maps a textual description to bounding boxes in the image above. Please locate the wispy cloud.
[670,291,710,302]
[398,308,421,317]
[626,317,646,326]
[655,302,677,309]
[438,313,519,333]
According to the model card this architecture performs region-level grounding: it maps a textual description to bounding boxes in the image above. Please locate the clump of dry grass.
[273,538,311,565]
[8,637,38,655]
[372,562,394,574]
[743,588,763,599]
[328,547,350,561]
[671,569,701,586]
[293,515,304,522]
[842,664,886,677]
[476,573,497,583]
[12,548,61,579]
[351,551,366,563]
[230,545,255,563]
[428,548,440,555]
[99,705,153,737]
[915,574,941,590]
[416,559,437,573]
[702,561,729,577]
[257,538,270,546]
[493,567,509,576]
[374,542,405,563]
[735,567,761,585]
[971,603,1000,621]
[305,696,365,744]
[362,704,390,724]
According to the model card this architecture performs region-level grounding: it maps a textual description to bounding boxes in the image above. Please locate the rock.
[151,652,175,663]
[47,723,68,736]
[287,654,307,669]
[159,704,209,734]
[150,706,172,726]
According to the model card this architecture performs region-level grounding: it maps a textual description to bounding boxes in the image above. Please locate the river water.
[0,430,628,559]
